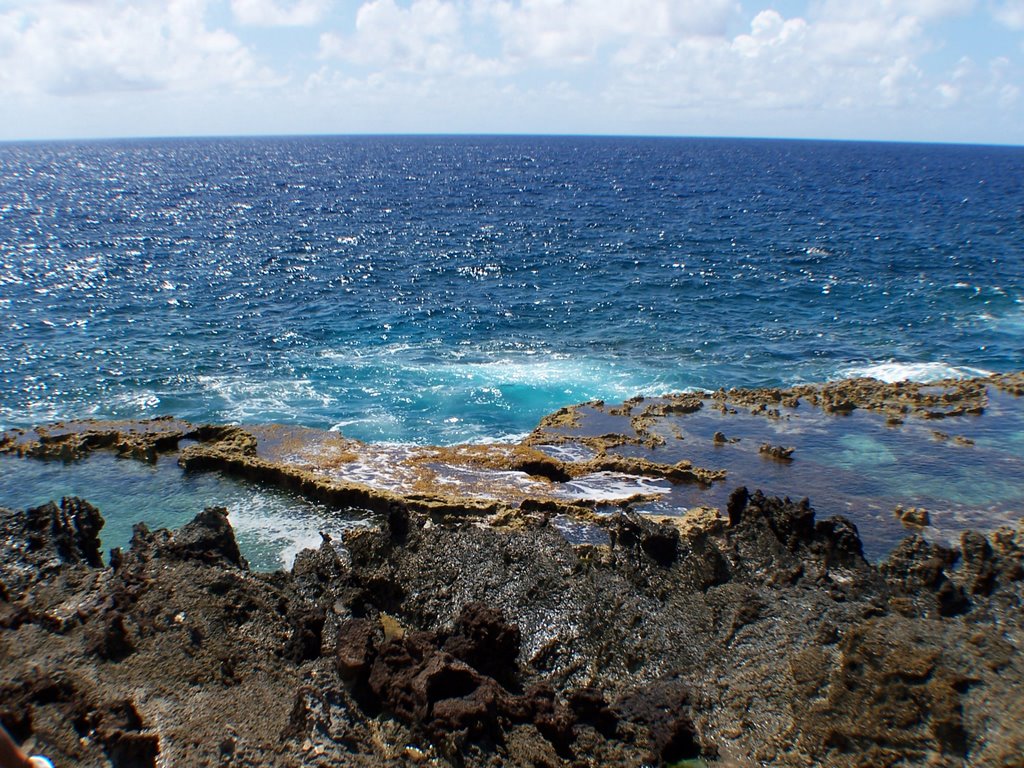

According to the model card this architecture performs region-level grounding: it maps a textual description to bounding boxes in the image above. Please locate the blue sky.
[0,0,1022,144]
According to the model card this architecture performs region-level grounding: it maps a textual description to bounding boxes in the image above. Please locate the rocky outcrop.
[1,489,1022,766]
[0,499,307,767]
[758,442,795,461]
[713,376,991,420]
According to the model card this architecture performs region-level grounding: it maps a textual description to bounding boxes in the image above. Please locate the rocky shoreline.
[2,372,1023,766]
[3,371,1023,530]
[2,486,1022,766]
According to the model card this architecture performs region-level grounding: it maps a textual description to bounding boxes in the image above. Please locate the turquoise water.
[0,453,370,570]
[538,387,1024,558]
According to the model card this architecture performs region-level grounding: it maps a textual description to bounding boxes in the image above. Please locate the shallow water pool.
[0,452,373,571]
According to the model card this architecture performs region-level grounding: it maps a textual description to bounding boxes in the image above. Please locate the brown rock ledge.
[1,418,726,520]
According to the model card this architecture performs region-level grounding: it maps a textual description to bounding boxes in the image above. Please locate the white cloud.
[815,0,976,22]
[486,0,739,65]
[934,54,1023,112]
[0,0,1019,142]
[992,0,1024,29]
[300,0,1019,142]
[600,0,985,116]
[0,0,276,97]
[987,56,1020,107]
[230,0,329,26]
[326,0,460,71]
[732,11,807,58]
[319,0,507,76]
[879,56,922,105]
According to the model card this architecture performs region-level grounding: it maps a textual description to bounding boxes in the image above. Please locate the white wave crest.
[319,344,669,402]
[197,375,336,422]
[225,494,370,570]
[837,361,993,384]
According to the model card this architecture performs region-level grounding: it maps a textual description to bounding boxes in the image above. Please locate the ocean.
[2,135,1021,442]
[2,136,1022,565]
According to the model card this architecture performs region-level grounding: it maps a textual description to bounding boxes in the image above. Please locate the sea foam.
[838,362,994,384]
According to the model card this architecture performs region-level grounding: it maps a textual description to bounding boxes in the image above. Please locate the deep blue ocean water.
[2,136,1022,444]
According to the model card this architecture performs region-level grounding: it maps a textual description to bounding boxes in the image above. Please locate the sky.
[0,0,1022,144]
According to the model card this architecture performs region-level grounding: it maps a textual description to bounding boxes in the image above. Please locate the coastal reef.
[4,370,1023,552]
[0,416,723,521]
[2,489,1023,766]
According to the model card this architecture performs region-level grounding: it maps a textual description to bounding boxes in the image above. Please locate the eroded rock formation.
[2,488,1022,766]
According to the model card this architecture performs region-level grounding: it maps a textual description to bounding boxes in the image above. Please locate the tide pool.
[0,452,370,570]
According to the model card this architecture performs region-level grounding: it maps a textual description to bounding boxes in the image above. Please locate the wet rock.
[616,676,702,766]
[366,629,506,742]
[883,536,968,616]
[331,601,632,757]
[896,504,930,528]
[283,605,325,663]
[884,536,955,588]
[335,605,537,750]
[1,502,319,766]
[758,442,795,461]
[523,682,574,755]
[420,658,506,742]
[335,617,380,684]
[735,490,816,550]
[566,687,618,737]
[71,699,160,768]
[104,731,160,768]
[3,476,1023,767]
[157,507,247,568]
[726,486,748,527]
[685,535,731,590]
[535,405,583,430]
[189,424,258,456]
[813,516,866,567]
[728,487,867,567]
[992,371,1024,396]
[959,530,997,595]
[0,702,33,744]
[580,454,726,485]
[387,502,411,543]
[792,617,970,762]
[511,456,572,483]
[291,533,347,601]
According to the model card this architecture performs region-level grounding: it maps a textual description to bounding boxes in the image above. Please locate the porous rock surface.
[1,489,1022,767]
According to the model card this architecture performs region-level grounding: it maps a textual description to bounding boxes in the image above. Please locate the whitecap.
[318,344,668,402]
[197,375,336,422]
[226,495,371,570]
[109,391,161,411]
[837,361,994,384]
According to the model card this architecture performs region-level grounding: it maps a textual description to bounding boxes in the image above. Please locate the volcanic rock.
[1,488,1022,766]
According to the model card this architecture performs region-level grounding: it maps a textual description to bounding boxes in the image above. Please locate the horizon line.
[2,130,1022,151]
